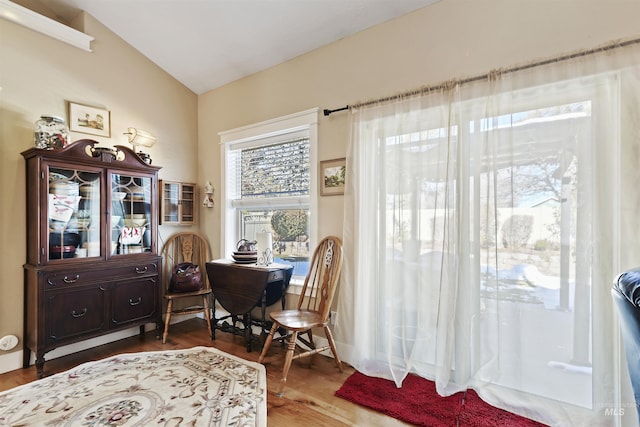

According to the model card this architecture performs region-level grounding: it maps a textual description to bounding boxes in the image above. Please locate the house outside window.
[219,109,319,282]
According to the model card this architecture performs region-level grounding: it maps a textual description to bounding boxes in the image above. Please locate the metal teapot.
[236,238,257,253]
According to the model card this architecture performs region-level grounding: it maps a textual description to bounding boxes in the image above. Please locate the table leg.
[245,312,252,352]
[261,289,267,338]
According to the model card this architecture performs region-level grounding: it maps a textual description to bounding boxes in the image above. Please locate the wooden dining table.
[205,259,293,351]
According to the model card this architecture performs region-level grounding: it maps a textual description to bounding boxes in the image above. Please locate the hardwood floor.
[0,318,410,426]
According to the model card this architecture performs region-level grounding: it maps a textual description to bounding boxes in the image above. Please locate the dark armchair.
[612,268,640,422]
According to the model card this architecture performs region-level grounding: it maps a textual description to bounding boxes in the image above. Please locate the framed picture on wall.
[320,157,346,196]
[68,102,111,137]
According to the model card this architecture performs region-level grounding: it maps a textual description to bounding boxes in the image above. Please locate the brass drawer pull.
[135,266,148,274]
[129,297,142,306]
[63,274,80,284]
[71,308,87,318]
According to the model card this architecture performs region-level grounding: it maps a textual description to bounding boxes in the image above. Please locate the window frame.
[219,108,319,285]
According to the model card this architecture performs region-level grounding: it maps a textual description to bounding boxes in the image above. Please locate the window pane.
[240,138,310,199]
[240,209,310,277]
[475,100,591,408]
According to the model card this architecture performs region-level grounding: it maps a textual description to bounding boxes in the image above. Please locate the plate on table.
[233,258,256,264]
[232,254,257,261]
[232,253,258,260]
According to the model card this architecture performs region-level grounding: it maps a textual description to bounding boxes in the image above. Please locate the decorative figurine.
[203,181,215,208]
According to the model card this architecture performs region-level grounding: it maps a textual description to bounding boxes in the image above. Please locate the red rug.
[335,371,547,426]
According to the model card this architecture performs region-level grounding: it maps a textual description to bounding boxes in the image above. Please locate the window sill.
[287,278,304,296]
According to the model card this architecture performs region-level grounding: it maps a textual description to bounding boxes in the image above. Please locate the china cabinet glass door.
[111,173,153,255]
[162,181,180,223]
[48,166,101,260]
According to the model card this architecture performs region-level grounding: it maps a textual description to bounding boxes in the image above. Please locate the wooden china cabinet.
[22,139,162,378]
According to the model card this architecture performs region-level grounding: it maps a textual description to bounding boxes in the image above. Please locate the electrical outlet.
[0,335,18,351]
[330,311,338,325]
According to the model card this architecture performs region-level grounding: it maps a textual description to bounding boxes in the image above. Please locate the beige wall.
[0,9,197,371]
[3,0,640,373]
[197,0,640,260]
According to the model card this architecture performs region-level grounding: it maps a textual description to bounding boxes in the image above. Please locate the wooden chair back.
[297,235,343,321]
[162,232,211,292]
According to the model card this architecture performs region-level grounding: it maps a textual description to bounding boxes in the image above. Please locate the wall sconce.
[203,181,215,208]
[124,127,156,164]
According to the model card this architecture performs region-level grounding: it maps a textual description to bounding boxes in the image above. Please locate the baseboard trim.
[0,323,158,375]
[1,315,341,376]
[0,350,24,375]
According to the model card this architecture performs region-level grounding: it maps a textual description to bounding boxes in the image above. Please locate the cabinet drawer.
[125,262,159,276]
[44,270,94,287]
[268,270,284,282]
[46,287,106,344]
[45,262,159,287]
[110,277,158,327]
[106,262,159,278]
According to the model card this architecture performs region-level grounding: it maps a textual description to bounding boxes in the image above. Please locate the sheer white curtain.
[336,42,640,426]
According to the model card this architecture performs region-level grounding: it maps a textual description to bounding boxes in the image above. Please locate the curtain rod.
[323,105,349,116]
[322,37,640,116]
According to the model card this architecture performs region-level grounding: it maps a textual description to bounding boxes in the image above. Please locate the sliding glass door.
[343,70,627,425]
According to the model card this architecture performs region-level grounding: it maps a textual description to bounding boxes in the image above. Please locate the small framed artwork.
[320,157,346,196]
[68,102,111,137]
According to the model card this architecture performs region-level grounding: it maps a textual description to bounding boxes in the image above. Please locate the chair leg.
[282,331,298,382]
[258,322,279,363]
[202,295,213,339]
[163,300,173,344]
[324,325,343,372]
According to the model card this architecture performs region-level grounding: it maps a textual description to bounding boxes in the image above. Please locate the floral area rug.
[0,346,266,426]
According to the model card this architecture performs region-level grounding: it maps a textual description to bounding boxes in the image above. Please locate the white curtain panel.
[336,42,640,426]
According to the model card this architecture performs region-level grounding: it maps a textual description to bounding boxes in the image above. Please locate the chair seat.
[269,309,324,330]
[164,288,212,300]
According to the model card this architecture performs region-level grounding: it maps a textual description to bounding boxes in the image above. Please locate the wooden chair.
[161,232,213,344]
[258,235,344,382]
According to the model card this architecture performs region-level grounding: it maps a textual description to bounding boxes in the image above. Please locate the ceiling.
[34,0,440,95]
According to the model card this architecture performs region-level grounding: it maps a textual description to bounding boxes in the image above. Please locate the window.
[220,109,318,281]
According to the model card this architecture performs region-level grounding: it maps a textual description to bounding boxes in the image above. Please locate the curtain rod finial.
[323,105,349,116]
